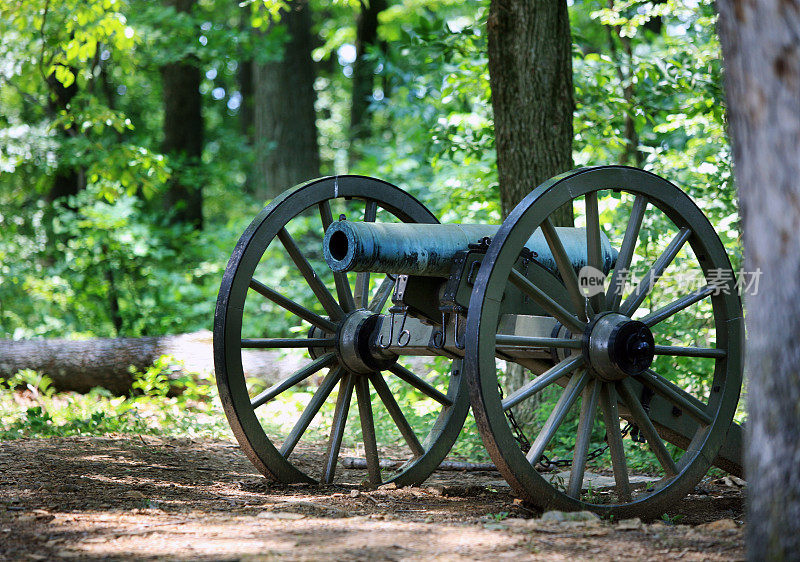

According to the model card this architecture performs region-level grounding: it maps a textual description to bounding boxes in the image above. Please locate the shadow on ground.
[0,437,744,561]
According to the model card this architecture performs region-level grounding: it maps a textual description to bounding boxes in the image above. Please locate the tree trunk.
[487,0,575,428]
[161,0,204,229]
[238,3,256,192]
[45,69,83,203]
[716,0,800,558]
[253,0,320,200]
[487,0,574,221]
[605,5,643,168]
[350,0,387,143]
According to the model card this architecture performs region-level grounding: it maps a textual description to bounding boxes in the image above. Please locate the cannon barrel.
[323,221,617,277]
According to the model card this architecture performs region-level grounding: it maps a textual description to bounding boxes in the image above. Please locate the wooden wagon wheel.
[214,175,469,486]
[465,166,743,518]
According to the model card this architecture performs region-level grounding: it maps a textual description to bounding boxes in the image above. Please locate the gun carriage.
[214,166,743,519]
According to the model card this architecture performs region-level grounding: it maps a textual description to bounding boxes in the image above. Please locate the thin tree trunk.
[605,2,643,167]
[717,0,800,558]
[45,70,82,203]
[161,0,204,229]
[253,0,320,200]
[350,0,387,143]
[238,3,256,192]
[42,68,83,267]
[487,0,574,221]
[100,243,123,336]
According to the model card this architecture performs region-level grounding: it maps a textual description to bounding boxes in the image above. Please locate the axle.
[323,221,618,277]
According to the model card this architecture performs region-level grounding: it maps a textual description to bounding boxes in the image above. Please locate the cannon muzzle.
[323,221,617,277]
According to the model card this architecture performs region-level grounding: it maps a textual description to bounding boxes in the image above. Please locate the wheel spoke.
[641,284,715,327]
[321,372,355,484]
[502,355,584,411]
[355,375,382,485]
[280,367,344,457]
[653,345,726,359]
[620,227,692,317]
[599,383,631,502]
[241,338,335,349]
[369,372,425,457]
[616,380,678,476]
[363,200,378,222]
[333,272,356,313]
[249,279,337,333]
[354,273,369,309]
[585,191,605,313]
[250,353,337,409]
[355,201,378,309]
[318,200,334,230]
[369,275,396,312]
[388,363,452,406]
[319,200,356,312]
[606,195,647,311]
[638,369,713,425]
[509,270,585,334]
[542,218,591,321]
[278,227,344,320]
[527,370,589,465]
[495,335,582,350]
[568,379,601,498]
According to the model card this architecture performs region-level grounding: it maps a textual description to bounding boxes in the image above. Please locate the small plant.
[661,513,684,525]
[7,370,56,398]
[549,472,567,493]
[20,406,55,434]
[585,481,598,503]
[130,356,176,398]
[489,511,510,521]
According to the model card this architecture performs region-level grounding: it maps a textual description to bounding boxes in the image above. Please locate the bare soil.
[0,436,745,561]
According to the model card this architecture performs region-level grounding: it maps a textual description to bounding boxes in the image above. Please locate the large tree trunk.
[161,0,204,229]
[253,0,320,200]
[487,0,574,220]
[716,0,800,558]
[350,0,387,143]
[487,0,575,427]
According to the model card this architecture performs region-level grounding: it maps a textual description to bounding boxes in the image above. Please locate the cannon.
[214,166,743,519]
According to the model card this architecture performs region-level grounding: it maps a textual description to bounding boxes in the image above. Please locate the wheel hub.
[335,310,397,374]
[584,313,654,380]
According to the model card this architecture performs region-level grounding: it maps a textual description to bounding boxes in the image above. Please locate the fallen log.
[0,331,300,395]
[0,335,173,394]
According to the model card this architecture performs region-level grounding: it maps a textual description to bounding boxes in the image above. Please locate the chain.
[498,382,532,453]
[497,382,632,472]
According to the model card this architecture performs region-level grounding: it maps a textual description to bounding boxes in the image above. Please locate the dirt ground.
[0,436,745,561]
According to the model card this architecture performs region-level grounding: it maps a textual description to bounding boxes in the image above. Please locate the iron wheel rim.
[465,166,743,518]
[215,175,470,485]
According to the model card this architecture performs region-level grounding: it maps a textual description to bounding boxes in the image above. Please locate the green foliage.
[0,358,226,439]
[0,0,743,467]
